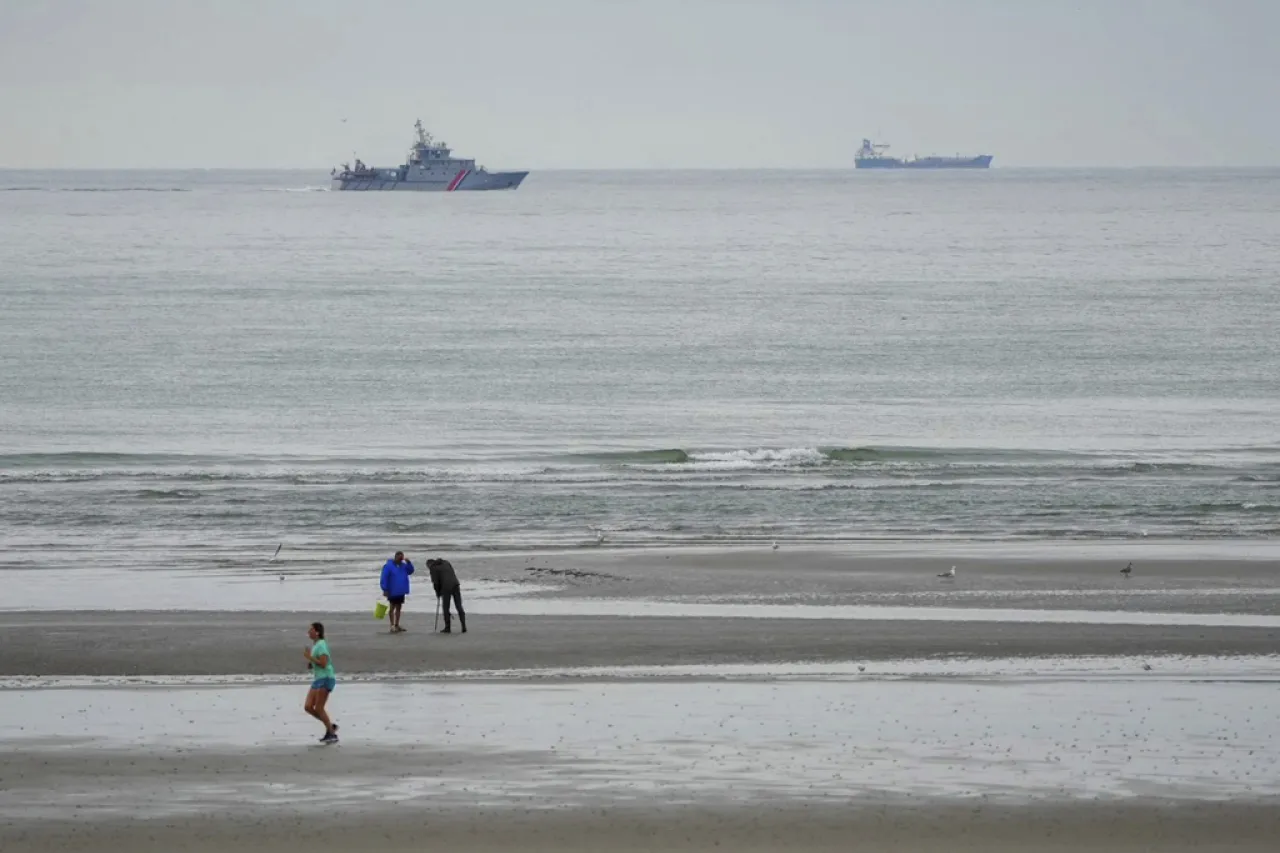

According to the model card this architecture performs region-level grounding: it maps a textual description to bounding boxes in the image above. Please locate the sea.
[2,168,1279,577]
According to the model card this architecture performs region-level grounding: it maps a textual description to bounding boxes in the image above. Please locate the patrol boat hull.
[332,169,528,191]
[332,119,528,192]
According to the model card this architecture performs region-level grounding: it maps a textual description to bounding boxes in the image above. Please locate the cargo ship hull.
[854,139,992,170]
[855,154,992,170]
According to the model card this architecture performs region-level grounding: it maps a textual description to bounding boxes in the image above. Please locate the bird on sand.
[771,540,779,551]
[1121,562,1133,578]
[938,566,956,579]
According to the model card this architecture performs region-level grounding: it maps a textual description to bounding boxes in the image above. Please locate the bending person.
[428,557,466,634]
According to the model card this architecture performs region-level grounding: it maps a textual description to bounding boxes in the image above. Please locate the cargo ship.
[854,138,992,169]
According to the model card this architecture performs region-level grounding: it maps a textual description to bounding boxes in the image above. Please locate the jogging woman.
[303,621,339,744]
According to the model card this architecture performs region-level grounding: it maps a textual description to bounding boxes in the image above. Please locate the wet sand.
[0,607,1274,676]
[8,800,1280,853]
[2,611,1279,676]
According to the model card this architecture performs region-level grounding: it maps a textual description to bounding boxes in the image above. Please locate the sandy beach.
[3,547,1280,851]
[8,801,1280,852]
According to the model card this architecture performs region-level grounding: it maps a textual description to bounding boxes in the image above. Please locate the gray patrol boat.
[331,120,528,191]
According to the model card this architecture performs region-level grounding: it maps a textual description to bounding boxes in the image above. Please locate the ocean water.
[2,168,1279,575]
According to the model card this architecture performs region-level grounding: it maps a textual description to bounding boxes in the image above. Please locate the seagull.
[270,543,282,562]
[938,566,956,579]
[771,540,779,551]
[589,527,605,545]
[1142,662,1153,671]
[1121,562,1133,578]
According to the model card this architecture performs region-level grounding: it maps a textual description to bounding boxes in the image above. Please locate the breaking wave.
[3,445,1279,484]
[3,444,1278,545]
[577,445,1088,469]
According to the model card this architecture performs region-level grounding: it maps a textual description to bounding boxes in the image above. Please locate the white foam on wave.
[626,446,831,473]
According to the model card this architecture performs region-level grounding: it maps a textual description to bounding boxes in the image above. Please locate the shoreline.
[5,653,1279,691]
[4,549,1280,616]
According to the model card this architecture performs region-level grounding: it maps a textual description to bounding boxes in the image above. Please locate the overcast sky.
[1,0,1276,169]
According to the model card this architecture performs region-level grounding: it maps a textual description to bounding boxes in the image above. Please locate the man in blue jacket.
[379,551,415,633]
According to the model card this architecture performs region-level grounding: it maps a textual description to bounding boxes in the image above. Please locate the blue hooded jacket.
[380,557,414,598]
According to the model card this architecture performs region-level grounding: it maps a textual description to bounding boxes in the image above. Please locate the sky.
[1,0,1277,169]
